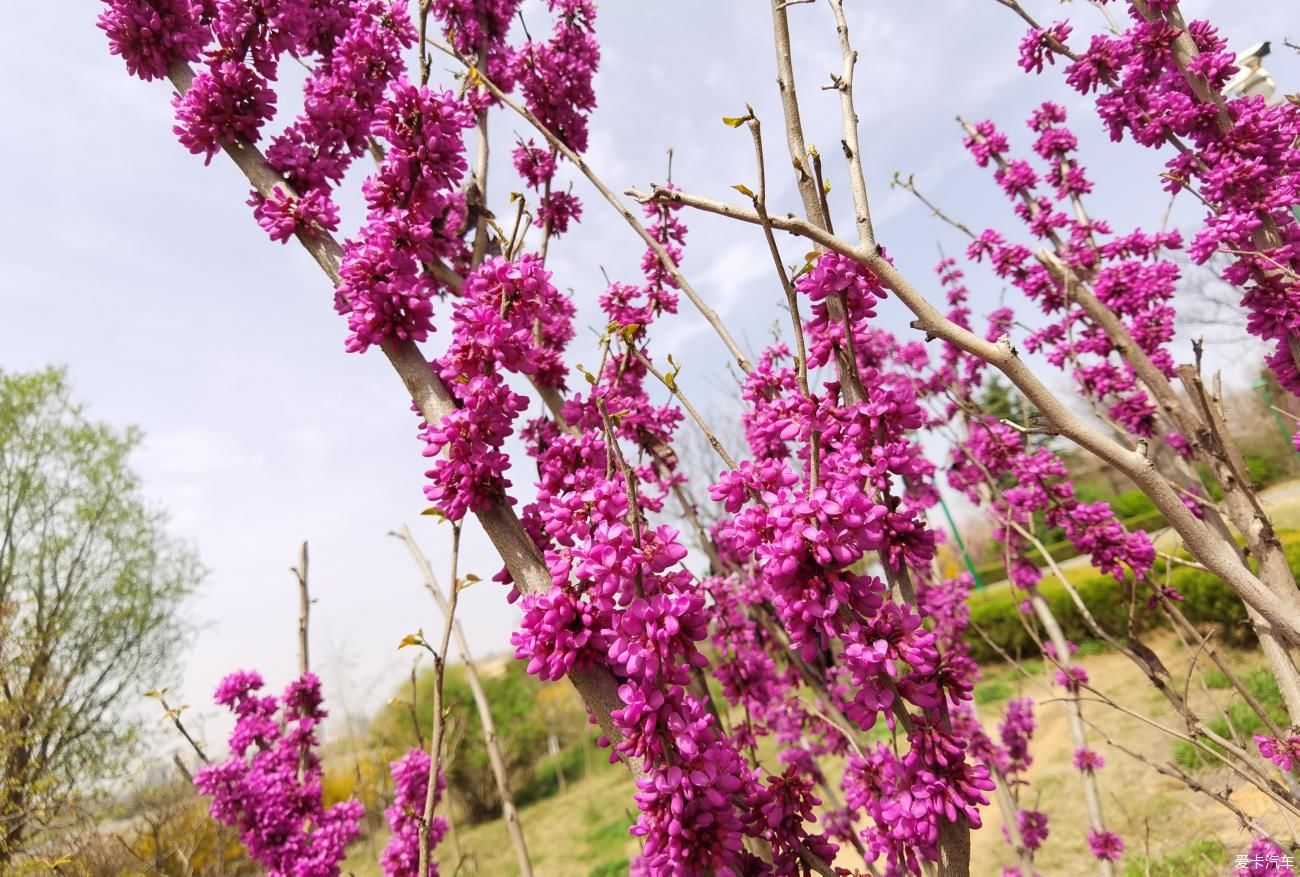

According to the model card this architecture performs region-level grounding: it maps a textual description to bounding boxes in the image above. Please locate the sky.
[2,1,1298,755]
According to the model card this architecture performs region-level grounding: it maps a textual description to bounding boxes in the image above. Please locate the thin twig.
[290,541,310,676]
[427,37,755,375]
[418,522,465,876]
[396,523,535,877]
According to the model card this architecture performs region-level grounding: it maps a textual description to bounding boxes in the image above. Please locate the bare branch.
[290,541,310,676]
[418,522,463,877]
[827,0,876,248]
[395,523,536,876]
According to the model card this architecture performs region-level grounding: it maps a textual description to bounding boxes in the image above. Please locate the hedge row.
[971,503,1168,586]
[963,530,1300,664]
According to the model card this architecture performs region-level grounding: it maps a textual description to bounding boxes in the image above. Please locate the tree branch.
[628,183,1300,648]
[162,57,643,779]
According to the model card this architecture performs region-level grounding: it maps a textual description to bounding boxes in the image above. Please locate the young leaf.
[732,183,755,198]
[398,630,426,650]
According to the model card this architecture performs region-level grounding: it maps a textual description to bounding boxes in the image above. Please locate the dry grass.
[970,632,1286,875]
[1153,480,1300,554]
[344,634,1290,875]
[344,756,638,877]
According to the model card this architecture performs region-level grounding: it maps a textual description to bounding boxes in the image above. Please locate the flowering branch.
[151,51,640,777]
[426,37,755,376]
[632,182,1300,647]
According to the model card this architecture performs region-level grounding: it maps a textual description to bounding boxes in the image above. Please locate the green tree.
[372,661,556,823]
[973,375,1037,430]
[0,368,201,866]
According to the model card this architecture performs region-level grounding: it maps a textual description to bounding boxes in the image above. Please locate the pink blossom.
[98,0,207,81]
[1087,829,1125,862]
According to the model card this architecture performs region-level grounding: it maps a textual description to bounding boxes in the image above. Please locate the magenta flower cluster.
[194,672,364,877]
[1087,829,1125,862]
[705,252,994,873]
[193,672,449,877]
[336,80,475,353]
[380,748,448,877]
[101,0,415,250]
[939,261,1155,589]
[421,256,572,521]
[961,103,1180,440]
[431,0,522,90]
[1234,837,1297,877]
[1015,4,1300,399]
[506,196,846,875]
[511,0,599,238]
[1256,734,1300,773]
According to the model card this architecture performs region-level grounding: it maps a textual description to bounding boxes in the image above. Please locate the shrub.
[964,529,1300,664]
[371,661,580,823]
[970,505,1167,587]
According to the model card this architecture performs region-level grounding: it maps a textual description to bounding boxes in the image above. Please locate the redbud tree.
[96,0,1300,875]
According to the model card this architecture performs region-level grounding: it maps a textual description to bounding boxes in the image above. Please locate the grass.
[968,634,1290,874]
[338,635,1287,876]
[581,802,636,877]
[973,678,1014,705]
[1122,839,1229,876]
[1171,667,1289,770]
[342,755,637,877]
[1203,667,1232,689]
[972,659,1043,706]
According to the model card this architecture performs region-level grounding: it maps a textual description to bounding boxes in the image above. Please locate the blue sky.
[3,1,1297,751]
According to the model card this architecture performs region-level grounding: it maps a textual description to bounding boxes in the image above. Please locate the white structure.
[1223,40,1276,102]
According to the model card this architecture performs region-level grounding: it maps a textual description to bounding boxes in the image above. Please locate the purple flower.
[1073,747,1105,772]
[381,748,447,877]
[1018,809,1049,852]
[1087,829,1125,862]
[1256,734,1300,773]
[195,672,363,877]
[1234,836,1296,876]
[173,61,276,163]
[98,0,207,81]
